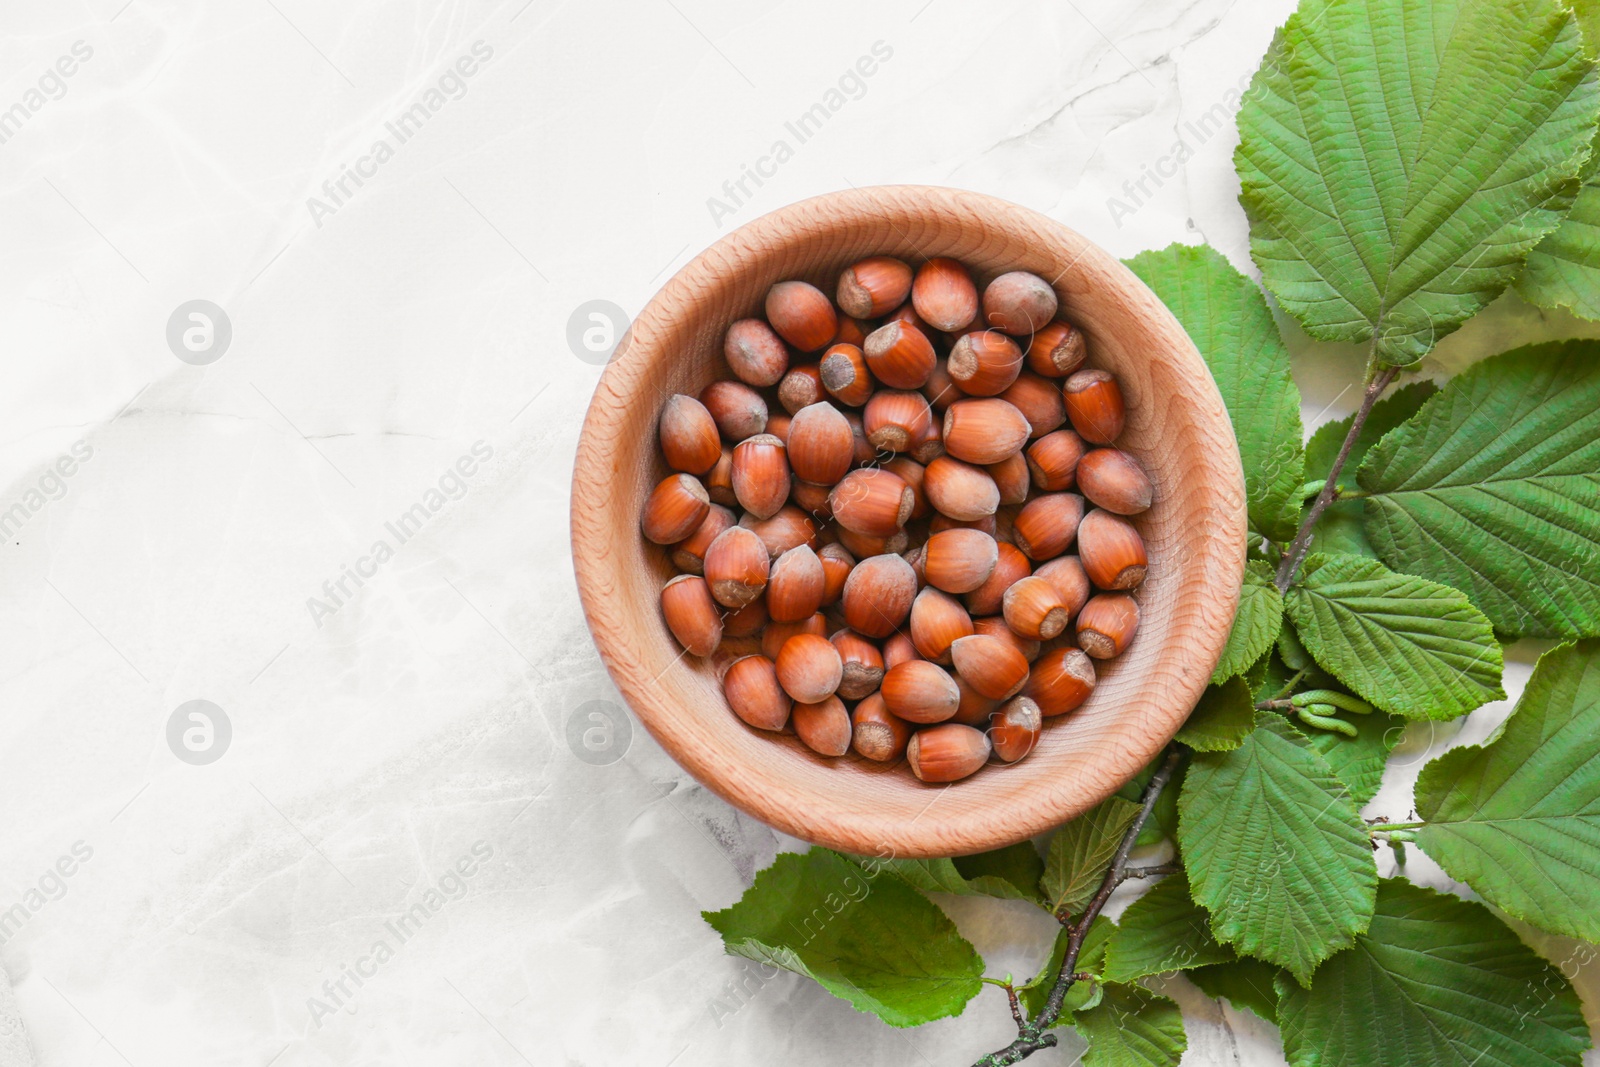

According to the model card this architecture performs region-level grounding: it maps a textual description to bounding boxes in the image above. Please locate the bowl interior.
[572,186,1245,858]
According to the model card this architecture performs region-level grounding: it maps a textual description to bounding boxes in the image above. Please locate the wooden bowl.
[572,186,1245,858]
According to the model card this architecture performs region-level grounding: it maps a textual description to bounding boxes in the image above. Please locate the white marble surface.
[1,1,1597,1064]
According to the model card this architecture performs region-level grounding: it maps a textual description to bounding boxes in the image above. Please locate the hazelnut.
[837,256,913,319]
[1077,593,1139,659]
[774,632,843,703]
[793,695,852,757]
[923,528,1000,594]
[704,445,736,506]
[906,723,991,782]
[789,479,833,521]
[817,542,855,606]
[703,525,770,608]
[786,402,854,485]
[722,598,769,638]
[829,468,914,538]
[851,692,912,762]
[923,456,1000,521]
[987,453,1032,506]
[881,660,961,724]
[882,457,929,520]
[765,280,837,352]
[660,574,722,656]
[840,553,918,638]
[1012,492,1084,561]
[1026,429,1087,491]
[999,371,1068,438]
[1026,320,1088,378]
[988,696,1043,763]
[881,630,919,669]
[767,544,827,622]
[930,513,997,538]
[699,379,768,441]
[731,434,791,520]
[831,628,886,700]
[911,258,978,332]
[949,633,1029,700]
[820,343,875,407]
[1077,448,1153,515]
[1064,369,1125,444]
[863,390,934,452]
[863,320,937,390]
[909,586,974,663]
[723,654,791,731]
[1077,510,1148,591]
[833,316,870,347]
[1002,575,1071,641]
[949,673,1002,727]
[658,394,722,475]
[1025,647,1097,716]
[641,473,710,544]
[948,330,1024,396]
[778,364,826,415]
[982,271,1058,335]
[724,319,789,387]
[942,398,1031,464]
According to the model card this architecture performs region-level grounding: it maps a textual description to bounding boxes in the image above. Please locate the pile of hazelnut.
[641,256,1150,784]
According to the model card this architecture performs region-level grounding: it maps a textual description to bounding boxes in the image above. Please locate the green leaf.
[1303,382,1439,558]
[1188,958,1286,1024]
[1572,0,1600,57]
[1177,677,1257,753]
[1019,918,1112,1021]
[876,842,1044,903]
[1293,706,1406,810]
[1234,0,1600,366]
[1074,983,1187,1067]
[1125,244,1304,541]
[702,848,984,1027]
[951,843,1045,899]
[1359,342,1600,638]
[1519,7,1600,320]
[1278,880,1591,1067]
[1276,624,1313,672]
[1416,639,1600,942]
[1285,553,1504,720]
[1178,714,1377,985]
[1103,874,1235,983]
[1212,561,1284,683]
[1517,154,1600,320]
[1041,796,1141,919]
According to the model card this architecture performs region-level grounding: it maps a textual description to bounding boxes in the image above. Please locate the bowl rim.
[571,184,1246,858]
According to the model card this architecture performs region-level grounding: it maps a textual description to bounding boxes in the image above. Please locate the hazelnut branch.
[1275,364,1401,592]
[971,745,1185,1067]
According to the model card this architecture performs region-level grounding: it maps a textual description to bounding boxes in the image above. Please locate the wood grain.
[571,186,1246,858]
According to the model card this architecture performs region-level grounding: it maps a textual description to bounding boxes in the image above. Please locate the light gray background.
[1,0,1596,1064]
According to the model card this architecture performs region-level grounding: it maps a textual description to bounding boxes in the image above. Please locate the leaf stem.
[1118,862,1180,886]
[1270,668,1309,701]
[971,746,1185,1067]
[1275,364,1400,592]
[1367,820,1424,833]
